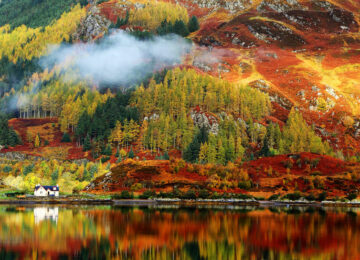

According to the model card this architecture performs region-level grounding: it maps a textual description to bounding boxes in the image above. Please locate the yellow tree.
[109,121,123,148]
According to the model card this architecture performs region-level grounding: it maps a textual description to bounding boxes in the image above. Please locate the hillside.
[85,153,359,199]
[0,0,359,199]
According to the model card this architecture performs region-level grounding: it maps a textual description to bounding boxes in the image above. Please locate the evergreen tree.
[115,146,120,157]
[173,20,189,37]
[188,16,200,32]
[163,151,170,160]
[103,144,112,156]
[183,127,208,163]
[83,134,91,151]
[128,146,135,159]
[61,132,71,142]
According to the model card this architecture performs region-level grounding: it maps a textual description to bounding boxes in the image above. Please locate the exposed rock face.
[257,0,304,13]
[190,0,252,13]
[353,119,360,139]
[0,152,89,165]
[190,107,219,135]
[74,5,111,42]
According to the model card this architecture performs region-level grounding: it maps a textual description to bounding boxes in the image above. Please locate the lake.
[0,205,359,259]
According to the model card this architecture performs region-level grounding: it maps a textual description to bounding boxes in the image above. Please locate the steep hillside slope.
[173,0,360,155]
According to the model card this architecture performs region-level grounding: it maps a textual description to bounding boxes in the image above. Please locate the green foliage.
[316,192,327,201]
[75,91,139,145]
[61,132,71,143]
[188,16,200,32]
[139,190,156,199]
[268,194,280,200]
[23,164,34,176]
[112,190,134,199]
[130,30,154,40]
[0,0,76,28]
[198,189,210,199]
[156,19,189,36]
[0,113,22,147]
[101,156,110,163]
[102,144,112,156]
[182,189,197,200]
[51,169,59,182]
[128,147,135,159]
[347,192,357,201]
[282,192,302,201]
[2,165,12,173]
[183,127,208,163]
[238,180,252,190]
[83,135,91,151]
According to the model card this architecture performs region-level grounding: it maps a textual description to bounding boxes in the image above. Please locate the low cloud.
[41,31,192,86]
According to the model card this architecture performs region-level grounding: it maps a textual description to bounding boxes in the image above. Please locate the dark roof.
[35,185,59,191]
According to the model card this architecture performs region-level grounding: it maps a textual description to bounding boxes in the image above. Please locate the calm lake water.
[0,205,359,260]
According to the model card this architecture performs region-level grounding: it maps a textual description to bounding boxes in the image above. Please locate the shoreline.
[0,198,359,207]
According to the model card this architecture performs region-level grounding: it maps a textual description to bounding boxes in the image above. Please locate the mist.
[41,31,192,87]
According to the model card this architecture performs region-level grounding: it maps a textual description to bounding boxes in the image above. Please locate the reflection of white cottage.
[34,207,59,224]
[34,184,59,197]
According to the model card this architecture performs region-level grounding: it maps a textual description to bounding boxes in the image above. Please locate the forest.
[0,0,356,198]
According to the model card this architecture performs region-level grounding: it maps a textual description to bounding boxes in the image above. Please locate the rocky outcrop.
[0,152,89,165]
[257,0,305,13]
[74,5,111,42]
[190,107,219,135]
[190,0,252,13]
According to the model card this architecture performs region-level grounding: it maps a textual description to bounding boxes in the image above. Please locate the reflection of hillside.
[0,206,358,259]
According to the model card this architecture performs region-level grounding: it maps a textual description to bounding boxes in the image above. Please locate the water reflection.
[0,205,358,259]
[34,207,59,224]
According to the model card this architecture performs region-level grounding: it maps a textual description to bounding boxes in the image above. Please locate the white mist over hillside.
[41,31,192,86]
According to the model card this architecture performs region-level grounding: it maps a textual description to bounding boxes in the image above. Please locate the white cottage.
[34,184,59,197]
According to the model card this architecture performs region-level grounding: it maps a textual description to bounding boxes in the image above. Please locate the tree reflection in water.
[0,205,358,259]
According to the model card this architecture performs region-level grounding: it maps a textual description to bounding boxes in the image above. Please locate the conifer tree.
[83,134,91,151]
[188,16,200,32]
[128,146,135,159]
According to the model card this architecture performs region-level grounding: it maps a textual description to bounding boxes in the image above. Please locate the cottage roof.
[35,185,59,191]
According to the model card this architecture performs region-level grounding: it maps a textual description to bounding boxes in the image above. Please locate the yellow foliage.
[0,4,85,63]
[129,1,188,30]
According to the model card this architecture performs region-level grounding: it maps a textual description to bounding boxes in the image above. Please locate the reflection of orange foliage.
[0,207,359,259]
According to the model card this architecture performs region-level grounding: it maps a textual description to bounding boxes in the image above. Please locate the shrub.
[61,132,71,143]
[139,190,156,199]
[238,180,252,190]
[3,165,12,173]
[283,192,301,201]
[101,156,110,163]
[198,189,210,199]
[316,192,327,201]
[268,194,280,201]
[282,159,293,169]
[310,158,320,169]
[182,189,197,200]
[112,190,133,199]
[131,183,142,191]
[305,193,316,201]
[347,192,358,201]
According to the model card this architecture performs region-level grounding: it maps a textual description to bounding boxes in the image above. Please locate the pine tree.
[83,134,91,151]
[188,16,200,32]
[128,146,135,159]
[61,132,71,143]
[103,144,112,156]
[173,20,189,37]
